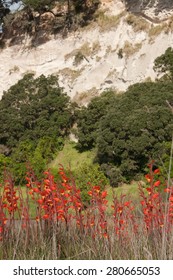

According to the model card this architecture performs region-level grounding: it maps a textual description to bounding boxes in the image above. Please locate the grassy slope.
[106,182,141,213]
[49,141,140,200]
[49,141,96,171]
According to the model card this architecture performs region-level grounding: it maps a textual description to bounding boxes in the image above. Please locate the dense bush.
[9,137,63,183]
[74,163,109,202]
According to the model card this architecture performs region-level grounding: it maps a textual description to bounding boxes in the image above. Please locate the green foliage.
[76,91,116,150]
[77,81,173,183]
[9,140,35,182]
[159,141,173,178]
[97,82,173,181]
[51,162,109,204]
[9,137,63,183]
[0,74,75,183]
[22,0,55,10]
[100,164,125,187]
[74,163,109,202]
[0,154,12,182]
[34,136,63,160]
[154,47,173,81]
[0,73,75,149]
[50,141,95,171]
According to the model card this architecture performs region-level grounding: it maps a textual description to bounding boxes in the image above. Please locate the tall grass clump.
[125,14,149,32]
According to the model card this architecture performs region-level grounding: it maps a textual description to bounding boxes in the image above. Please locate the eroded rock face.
[125,0,173,14]
[1,0,173,104]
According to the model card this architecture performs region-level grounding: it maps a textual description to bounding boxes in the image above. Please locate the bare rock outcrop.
[124,0,173,18]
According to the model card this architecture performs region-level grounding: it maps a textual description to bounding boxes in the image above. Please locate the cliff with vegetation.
[0,0,173,104]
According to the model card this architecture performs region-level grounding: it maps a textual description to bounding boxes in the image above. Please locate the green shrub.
[74,163,109,203]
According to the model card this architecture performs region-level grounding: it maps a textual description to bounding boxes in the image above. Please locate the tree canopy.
[0,73,77,182]
[77,82,173,185]
[0,73,76,149]
[98,82,173,179]
[154,47,173,81]
[76,91,117,150]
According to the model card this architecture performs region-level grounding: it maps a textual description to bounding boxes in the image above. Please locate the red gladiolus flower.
[53,198,60,202]
[164,188,170,193]
[33,188,39,193]
[93,186,100,193]
[60,189,65,195]
[143,208,149,215]
[124,201,131,207]
[146,188,152,194]
[103,233,108,238]
[43,214,49,219]
[44,188,51,194]
[100,222,107,229]
[88,191,92,196]
[152,193,159,199]
[145,174,151,182]
[154,168,160,174]
[44,179,50,185]
[103,199,108,205]
[36,216,40,222]
[37,199,44,204]
[101,191,107,199]
[90,221,94,227]
[119,219,125,225]
[153,180,161,187]
[117,207,123,214]
[75,202,82,210]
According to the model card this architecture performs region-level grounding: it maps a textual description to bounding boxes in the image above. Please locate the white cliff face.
[0,0,173,104]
